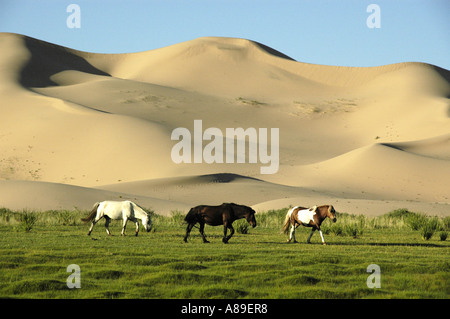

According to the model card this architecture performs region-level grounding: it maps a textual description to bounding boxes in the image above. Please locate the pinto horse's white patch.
[296,206,317,225]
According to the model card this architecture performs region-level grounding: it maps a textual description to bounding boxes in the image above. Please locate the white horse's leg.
[104,216,111,236]
[319,230,326,245]
[121,217,128,236]
[307,229,315,243]
[134,219,139,237]
[87,215,102,235]
[87,222,95,235]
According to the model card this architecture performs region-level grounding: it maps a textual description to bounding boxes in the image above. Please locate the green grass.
[0,208,448,299]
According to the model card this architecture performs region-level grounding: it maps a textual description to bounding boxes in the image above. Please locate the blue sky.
[1,0,449,69]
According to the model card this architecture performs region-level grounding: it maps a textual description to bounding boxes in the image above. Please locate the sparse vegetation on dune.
[0,207,448,299]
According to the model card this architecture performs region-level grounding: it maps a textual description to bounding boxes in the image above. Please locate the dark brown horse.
[183,203,257,243]
[282,205,337,245]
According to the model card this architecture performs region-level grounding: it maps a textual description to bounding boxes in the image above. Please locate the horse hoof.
[323,243,327,245]
[203,240,210,244]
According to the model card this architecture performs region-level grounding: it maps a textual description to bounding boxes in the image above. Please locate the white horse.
[81,200,152,236]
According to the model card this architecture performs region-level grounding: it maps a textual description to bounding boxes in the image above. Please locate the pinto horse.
[282,205,337,245]
[183,203,257,243]
[81,200,152,236]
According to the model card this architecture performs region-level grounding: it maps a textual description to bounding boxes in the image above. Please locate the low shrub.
[170,210,185,226]
[344,223,364,238]
[420,217,440,240]
[256,208,288,228]
[442,217,450,231]
[405,213,428,231]
[15,211,38,232]
[54,210,79,226]
[234,219,249,234]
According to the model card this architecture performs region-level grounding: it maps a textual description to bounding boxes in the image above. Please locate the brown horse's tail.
[81,202,100,222]
[184,207,197,224]
[281,209,292,234]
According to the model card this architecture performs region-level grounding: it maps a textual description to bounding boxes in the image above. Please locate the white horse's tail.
[81,202,100,222]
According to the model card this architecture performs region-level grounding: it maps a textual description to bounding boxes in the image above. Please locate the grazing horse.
[282,205,337,245]
[81,200,152,236]
[183,203,257,243]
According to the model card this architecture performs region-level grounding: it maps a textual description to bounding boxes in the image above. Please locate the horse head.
[327,205,337,223]
[142,214,152,232]
[246,207,257,228]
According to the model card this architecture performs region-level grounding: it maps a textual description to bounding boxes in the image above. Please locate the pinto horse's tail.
[81,202,100,222]
[281,208,292,234]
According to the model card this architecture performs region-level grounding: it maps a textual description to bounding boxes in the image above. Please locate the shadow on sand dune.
[19,35,110,88]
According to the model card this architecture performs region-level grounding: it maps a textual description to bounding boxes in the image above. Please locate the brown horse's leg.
[224,225,234,243]
[222,224,228,243]
[199,222,209,243]
[183,223,194,242]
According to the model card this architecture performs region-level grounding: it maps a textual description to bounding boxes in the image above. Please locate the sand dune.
[0,180,189,214]
[100,37,334,101]
[385,134,450,160]
[274,139,450,202]
[98,173,311,209]
[0,32,449,216]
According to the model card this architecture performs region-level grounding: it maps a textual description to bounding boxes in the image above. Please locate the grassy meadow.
[0,207,449,299]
